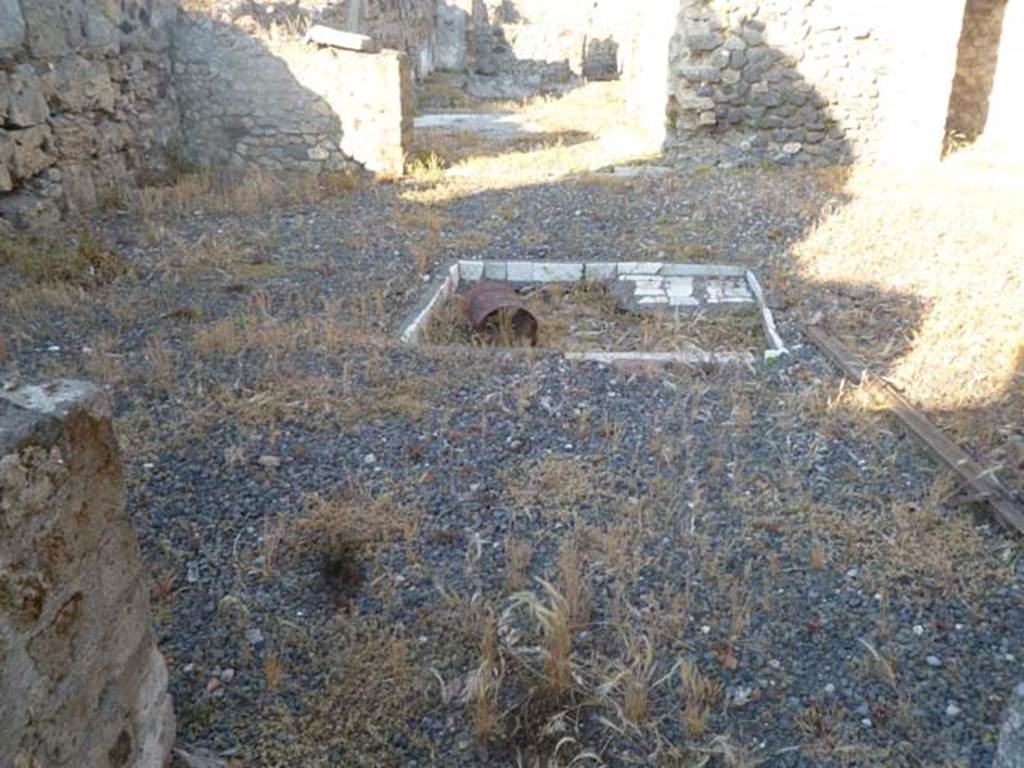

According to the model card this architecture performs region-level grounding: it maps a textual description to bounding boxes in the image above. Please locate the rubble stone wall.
[946,0,1010,142]
[0,380,174,768]
[172,13,413,177]
[0,0,182,229]
[983,0,1023,152]
[660,0,966,167]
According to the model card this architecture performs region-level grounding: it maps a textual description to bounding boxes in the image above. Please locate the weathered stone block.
[721,68,742,85]
[0,0,25,55]
[723,34,748,51]
[741,27,763,46]
[0,380,175,768]
[535,262,583,282]
[10,125,53,181]
[44,56,117,113]
[51,116,100,162]
[686,31,724,51]
[62,164,98,214]
[8,66,49,128]
[21,1,71,59]
[680,66,721,83]
[0,131,13,192]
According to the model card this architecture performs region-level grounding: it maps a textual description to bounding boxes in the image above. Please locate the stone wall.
[660,0,966,167]
[1,380,174,767]
[945,0,1023,156]
[983,0,1023,152]
[431,0,640,99]
[946,0,1008,143]
[173,13,412,177]
[362,0,437,79]
[0,0,182,229]
[659,0,970,167]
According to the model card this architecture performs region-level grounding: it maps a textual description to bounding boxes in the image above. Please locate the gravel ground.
[2,150,1022,767]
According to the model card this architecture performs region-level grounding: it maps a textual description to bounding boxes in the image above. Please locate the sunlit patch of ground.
[790,142,1024,492]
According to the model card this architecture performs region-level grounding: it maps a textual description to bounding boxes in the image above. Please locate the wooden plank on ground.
[806,325,1024,536]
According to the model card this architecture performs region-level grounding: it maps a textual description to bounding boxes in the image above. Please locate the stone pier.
[0,380,174,768]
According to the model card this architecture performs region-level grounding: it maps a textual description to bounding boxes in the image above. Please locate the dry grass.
[678,659,722,740]
[791,145,1024,493]
[405,82,661,203]
[421,281,765,354]
[619,634,657,727]
[464,611,503,742]
[512,581,576,698]
[505,536,534,592]
[0,227,127,288]
[136,168,359,220]
[800,474,1007,598]
[503,455,609,519]
[556,535,591,630]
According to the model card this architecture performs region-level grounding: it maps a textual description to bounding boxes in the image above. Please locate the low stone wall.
[0,381,174,767]
[0,0,182,229]
[173,14,412,177]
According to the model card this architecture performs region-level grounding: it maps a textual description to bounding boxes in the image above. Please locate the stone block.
[686,32,723,52]
[676,95,716,112]
[0,0,25,55]
[10,125,53,181]
[0,190,61,229]
[711,49,731,69]
[0,381,175,768]
[483,260,507,280]
[20,1,71,59]
[680,66,720,83]
[534,262,583,282]
[0,131,12,192]
[62,165,98,215]
[618,262,664,275]
[458,261,484,282]
[706,278,754,304]
[741,28,764,46]
[51,116,100,162]
[506,261,534,282]
[8,66,49,128]
[584,262,617,281]
[723,34,747,52]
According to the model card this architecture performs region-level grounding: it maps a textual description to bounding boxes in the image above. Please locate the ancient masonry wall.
[946,0,1009,142]
[0,0,182,229]
[661,0,966,166]
[362,0,437,79]
[349,0,640,99]
[0,381,175,767]
[172,13,413,177]
[984,0,1024,151]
